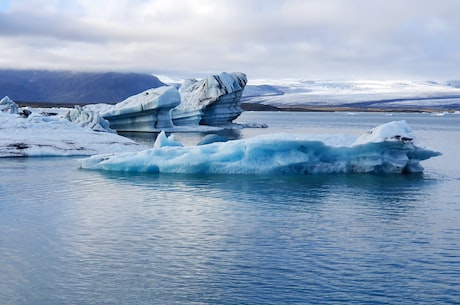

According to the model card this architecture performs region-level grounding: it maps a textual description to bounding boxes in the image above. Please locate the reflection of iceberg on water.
[79,120,441,175]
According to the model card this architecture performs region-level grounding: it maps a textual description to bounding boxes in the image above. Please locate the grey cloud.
[0,0,459,80]
[0,11,119,43]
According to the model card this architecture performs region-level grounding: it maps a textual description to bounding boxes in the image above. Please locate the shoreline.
[16,101,458,113]
[241,103,459,113]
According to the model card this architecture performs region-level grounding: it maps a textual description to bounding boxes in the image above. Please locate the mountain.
[0,69,165,104]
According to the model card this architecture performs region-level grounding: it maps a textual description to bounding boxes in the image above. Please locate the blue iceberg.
[79,120,441,175]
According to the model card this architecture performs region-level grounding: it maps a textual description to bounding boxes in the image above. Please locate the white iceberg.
[0,100,144,157]
[0,96,19,114]
[79,120,441,175]
[65,105,114,133]
[70,72,247,132]
[172,72,247,126]
[79,86,181,132]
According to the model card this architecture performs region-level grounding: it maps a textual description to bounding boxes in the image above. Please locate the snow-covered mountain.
[242,79,460,111]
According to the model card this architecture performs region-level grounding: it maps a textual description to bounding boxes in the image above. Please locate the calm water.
[1,112,459,304]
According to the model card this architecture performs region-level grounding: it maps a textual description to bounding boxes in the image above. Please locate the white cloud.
[1,0,459,80]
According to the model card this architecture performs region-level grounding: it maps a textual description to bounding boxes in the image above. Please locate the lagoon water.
[1,112,459,304]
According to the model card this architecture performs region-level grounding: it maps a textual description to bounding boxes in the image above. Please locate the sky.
[0,0,459,80]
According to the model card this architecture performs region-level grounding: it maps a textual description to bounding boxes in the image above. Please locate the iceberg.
[83,86,181,132]
[65,105,115,133]
[0,96,18,114]
[0,98,144,157]
[79,120,441,175]
[172,72,247,126]
[70,72,247,132]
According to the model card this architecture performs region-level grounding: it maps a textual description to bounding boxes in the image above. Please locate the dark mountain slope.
[0,69,165,104]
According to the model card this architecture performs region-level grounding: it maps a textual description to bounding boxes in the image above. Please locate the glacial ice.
[0,96,18,114]
[242,79,460,111]
[75,86,181,132]
[65,105,114,133]
[172,72,247,126]
[0,100,144,157]
[79,120,441,175]
[68,72,248,132]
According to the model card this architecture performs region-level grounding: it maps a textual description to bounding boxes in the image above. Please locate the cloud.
[0,0,459,80]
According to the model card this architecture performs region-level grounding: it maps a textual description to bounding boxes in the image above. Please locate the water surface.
[1,112,459,304]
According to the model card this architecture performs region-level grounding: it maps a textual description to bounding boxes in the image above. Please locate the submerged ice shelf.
[79,120,441,175]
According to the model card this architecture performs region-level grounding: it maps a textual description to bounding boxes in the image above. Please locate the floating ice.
[153,131,183,149]
[65,105,114,133]
[172,72,247,126]
[0,100,144,157]
[0,96,18,114]
[71,72,247,132]
[79,120,441,175]
[77,86,181,132]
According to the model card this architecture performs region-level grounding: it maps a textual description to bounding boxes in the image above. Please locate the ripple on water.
[0,151,459,304]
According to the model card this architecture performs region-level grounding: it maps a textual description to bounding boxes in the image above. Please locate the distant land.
[2,69,460,112]
[0,69,165,105]
[241,79,460,112]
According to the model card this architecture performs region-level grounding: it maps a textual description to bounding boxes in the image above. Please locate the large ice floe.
[0,97,143,157]
[79,120,441,175]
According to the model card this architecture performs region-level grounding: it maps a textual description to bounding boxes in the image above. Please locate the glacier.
[242,79,460,111]
[79,120,441,175]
